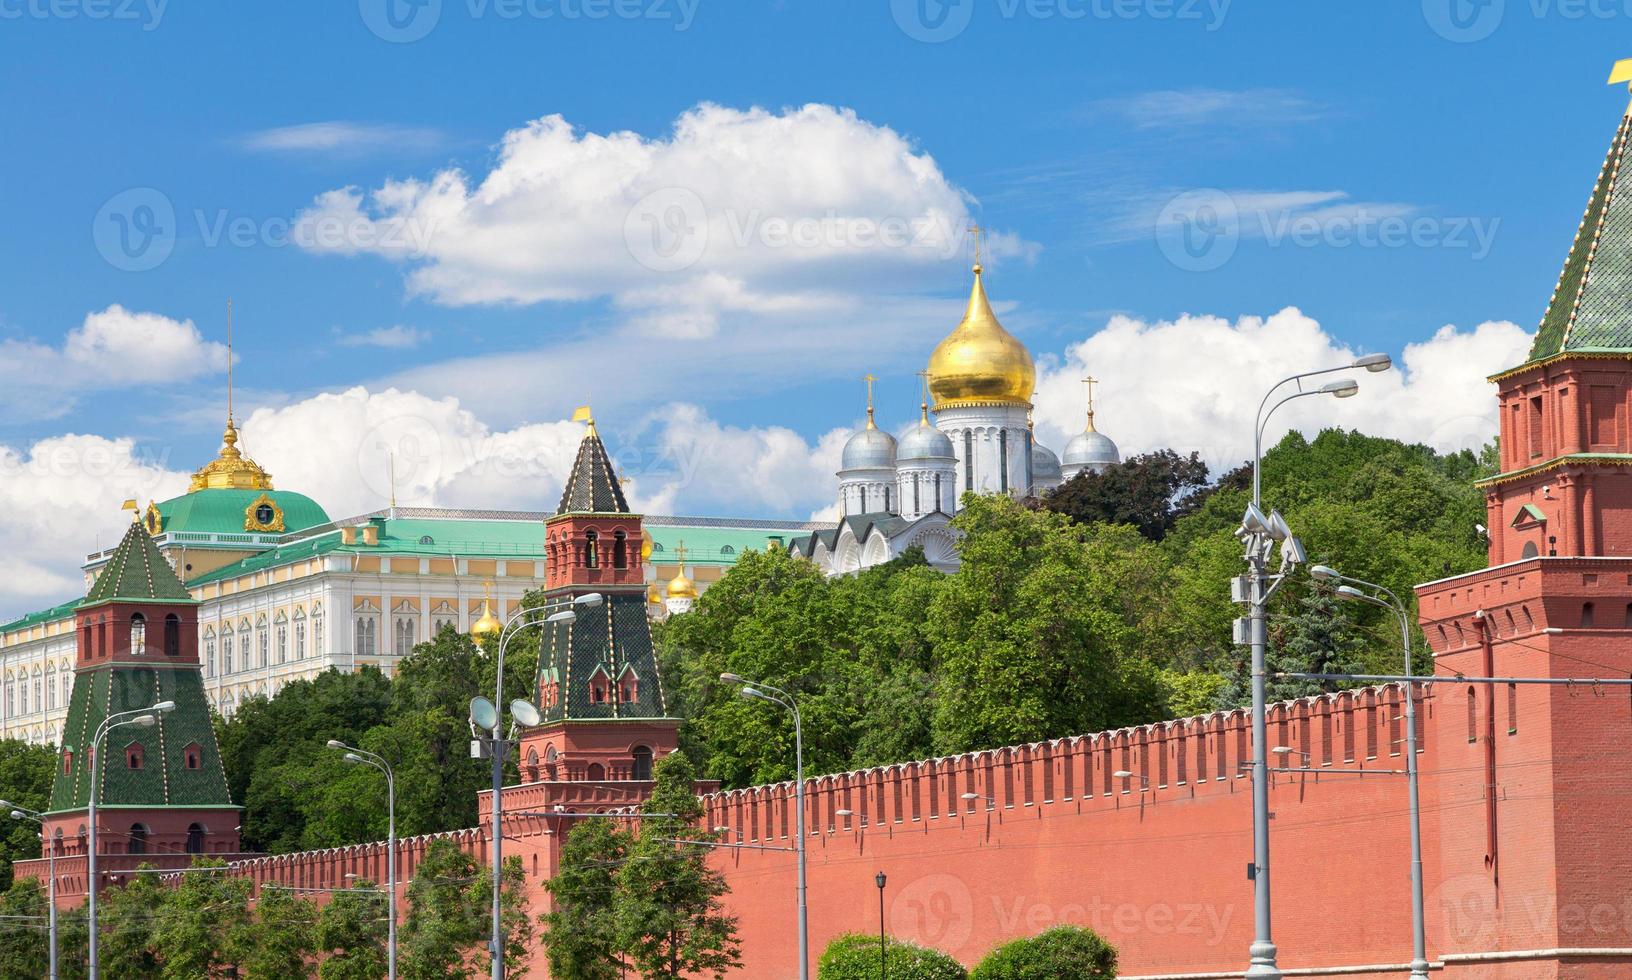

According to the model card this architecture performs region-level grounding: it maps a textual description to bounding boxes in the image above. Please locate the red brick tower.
[521,415,678,796]
[16,518,245,904]
[1416,86,1632,976]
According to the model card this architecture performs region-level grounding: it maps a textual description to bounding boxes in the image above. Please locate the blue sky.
[0,0,1623,609]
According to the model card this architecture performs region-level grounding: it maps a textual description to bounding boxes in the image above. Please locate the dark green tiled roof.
[184,532,345,588]
[49,664,234,812]
[556,431,630,515]
[537,593,670,722]
[0,597,82,635]
[1528,109,1632,362]
[83,522,196,607]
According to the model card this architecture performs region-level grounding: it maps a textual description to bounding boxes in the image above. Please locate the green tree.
[1043,449,1214,541]
[0,738,56,890]
[615,751,740,978]
[315,880,388,980]
[399,839,484,980]
[0,877,48,979]
[969,925,1117,979]
[151,860,252,979]
[542,818,631,980]
[929,496,1166,752]
[817,932,968,979]
[232,884,318,979]
[97,867,166,979]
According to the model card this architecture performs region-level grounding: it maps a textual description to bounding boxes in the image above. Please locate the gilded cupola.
[188,418,274,492]
[926,263,1036,411]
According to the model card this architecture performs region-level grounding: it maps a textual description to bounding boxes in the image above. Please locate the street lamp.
[1242,357,1388,980]
[721,672,809,980]
[1111,770,1151,794]
[478,592,601,980]
[875,871,888,980]
[5,803,54,980]
[88,699,174,980]
[1308,564,1430,980]
[328,740,396,980]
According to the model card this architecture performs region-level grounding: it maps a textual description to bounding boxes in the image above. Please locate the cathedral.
[0,254,1114,745]
[787,259,1120,574]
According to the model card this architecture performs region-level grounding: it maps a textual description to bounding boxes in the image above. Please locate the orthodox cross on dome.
[967,223,983,270]
[1082,376,1100,430]
[862,373,879,429]
[675,539,688,567]
[917,370,933,422]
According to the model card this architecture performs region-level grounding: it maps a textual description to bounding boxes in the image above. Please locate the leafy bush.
[970,925,1117,979]
[818,932,968,980]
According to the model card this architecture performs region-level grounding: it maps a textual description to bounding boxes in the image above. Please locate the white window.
[205,634,216,678]
[393,617,416,657]
[4,675,13,718]
[258,624,269,668]
[222,632,234,674]
[45,663,55,710]
[355,617,377,657]
[294,611,307,660]
[276,624,288,665]
[313,606,325,657]
[59,667,69,709]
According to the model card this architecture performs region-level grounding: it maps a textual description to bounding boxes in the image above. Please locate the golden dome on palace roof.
[926,264,1036,410]
[189,419,274,492]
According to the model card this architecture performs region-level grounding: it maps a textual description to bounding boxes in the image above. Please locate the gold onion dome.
[471,599,503,643]
[189,419,274,492]
[666,570,699,600]
[926,264,1036,410]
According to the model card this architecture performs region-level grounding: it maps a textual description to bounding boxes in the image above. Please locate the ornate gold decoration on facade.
[926,263,1036,411]
[244,492,285,533]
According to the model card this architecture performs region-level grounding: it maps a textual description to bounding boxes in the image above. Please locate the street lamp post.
[721,673,808,980]
[87,700,175,980]
[478,593,601,980]
[875,871,887,980]
[327,741,397,980]
[1309,565,1430,980]
[1243,354,1389,979]
[5,803,55,980]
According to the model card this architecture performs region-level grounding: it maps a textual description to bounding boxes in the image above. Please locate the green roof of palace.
[643,522,825,566]
[1527,108,1632,362]
[156,488,330,538]
[0,597,83,635]
[83,521,196,606]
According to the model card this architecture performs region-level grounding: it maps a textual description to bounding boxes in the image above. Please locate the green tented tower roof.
[1526,108,1632,363]
[83,520,197,606]
[556,426,631,515]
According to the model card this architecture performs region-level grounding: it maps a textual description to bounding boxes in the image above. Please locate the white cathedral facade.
[787,262,1120,575]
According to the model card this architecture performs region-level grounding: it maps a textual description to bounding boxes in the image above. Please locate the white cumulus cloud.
[294,103,1031,338]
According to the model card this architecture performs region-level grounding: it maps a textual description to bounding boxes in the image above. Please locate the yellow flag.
[571,405,593,423]
[121,499,138,511]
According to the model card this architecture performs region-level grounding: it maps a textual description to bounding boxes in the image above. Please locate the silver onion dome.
[1062,428,1120,474]
[1031,441,1063,484]
[841,426,898,471]
[898,422,955,462]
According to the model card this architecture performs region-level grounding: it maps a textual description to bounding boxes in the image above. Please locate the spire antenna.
[388,451,397,513]
[862,373,879,429]
[226,298,234,425]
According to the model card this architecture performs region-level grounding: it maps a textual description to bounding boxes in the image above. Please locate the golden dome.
[471,598,503,644]
[926,264,1035,410]
[665,571,699,600]
[189,419,274,492]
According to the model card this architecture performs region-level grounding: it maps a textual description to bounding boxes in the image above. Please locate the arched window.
[59,665,68,708]
[258,619,269,668]
[313,604,325,657]
[584,530,599,568]
[76,825,86,854]
[275,617,288,664]
[631,745,654,781]
[62,750,72,775]
[586,763,606,781]
[294,610,307,660]
[393,617,415,658]
[45,663,55,710]
[223,629,234,674]
[186,823,205,854]
[29,669,39,715]
[5,673,14,719]
[204,628,217,678]
[613,530,628,569]
[128,824,148,855]
[164,614,181,657]
[1521,541,1539,559]
[1582,602,1596,628]
[184,742,202,770]
[356,617,378,657]
[126,741,145,770]
[526,749,540,783]
[1467,687,1478,743]
[129,613,146,656]
[720,545,735,556]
